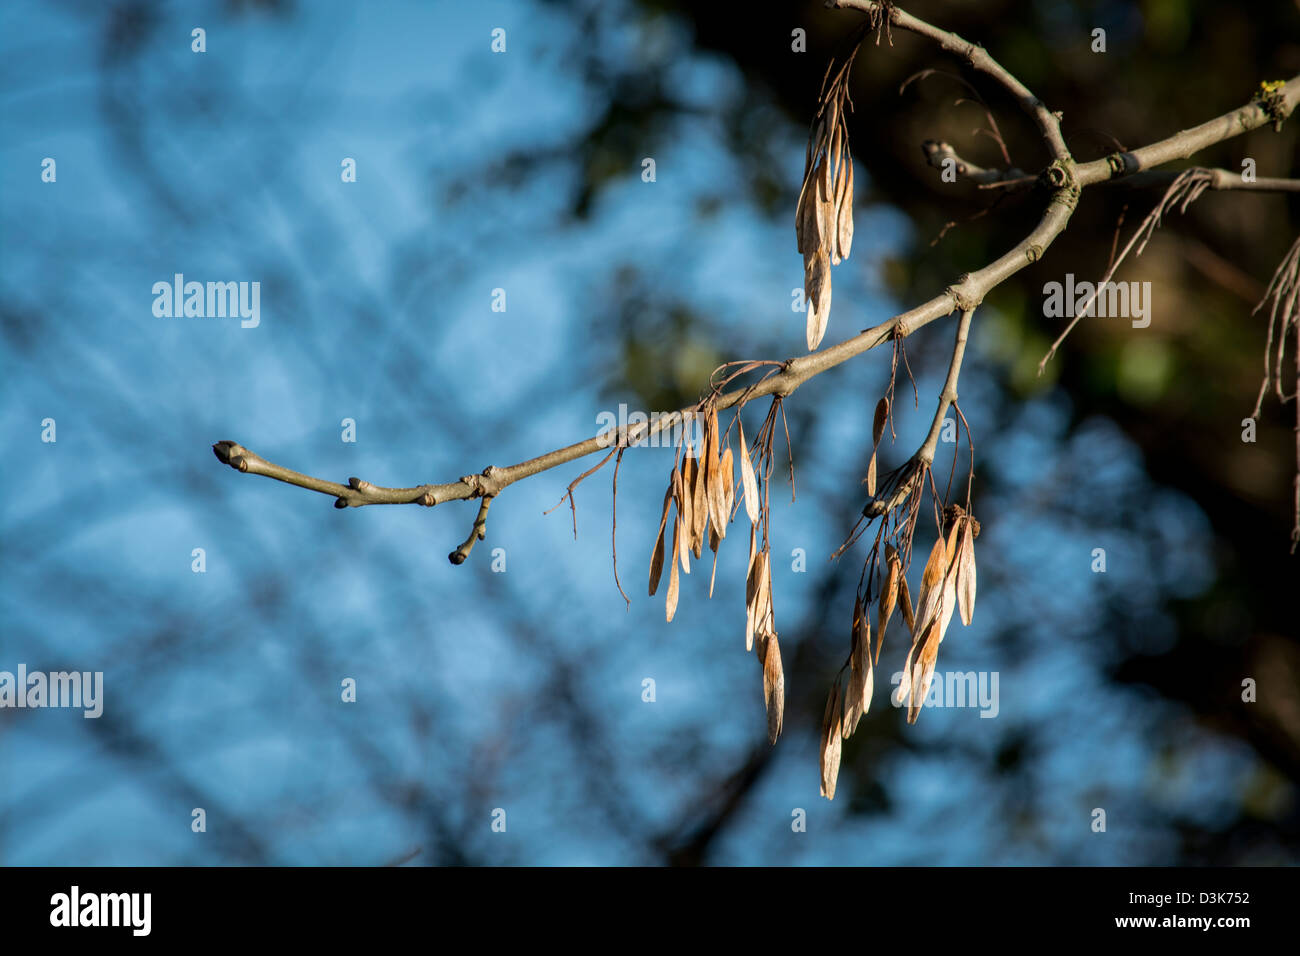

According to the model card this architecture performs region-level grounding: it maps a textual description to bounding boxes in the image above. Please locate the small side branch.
[921,140,1029,187]
[449,496,494,565]
[834,0,1071,161]
[918,308,975,465]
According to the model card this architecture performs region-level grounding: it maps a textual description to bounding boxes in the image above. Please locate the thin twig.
[917,309,975,465]
[835,0,1073,161]
[448,495,493,565]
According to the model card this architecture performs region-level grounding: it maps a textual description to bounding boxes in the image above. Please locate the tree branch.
[833,0,1071,161]
[1075,79,1300,187]
[212,8,1297,569]
[917,309,975,465]
[449,495,494,565]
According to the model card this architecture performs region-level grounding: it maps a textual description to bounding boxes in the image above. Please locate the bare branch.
[449,496,494,566]
[833,0,1071,161]
[1075,80,1300,186]
[214,9,1297,578]
[921,139,1028,186]
[918,309,975,466]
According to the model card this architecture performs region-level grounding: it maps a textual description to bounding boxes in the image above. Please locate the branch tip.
[449,495,494,566]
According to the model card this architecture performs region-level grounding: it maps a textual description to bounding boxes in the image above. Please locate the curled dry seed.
[708,528,720,599]
[872,397,889,447]
[913,535,948,637]
[760,633,785,744]
[831,128,852,264]
[836,156,855,262]
[877,543,900,658]
[895,639,915,709]
[829,114,844,196]
[957,518,977,626]
[818,128,833,205]
[936,521,962,643]
[938,560,958,644]
[796,161,821,256]
[828,120,845,265]
[907,621,942,724]
[751,550,773,650]
[817,149,836,256]
[680,454,695,554]
[810,153,832,251]
[899,575,915,635]
[678,456,693,575]
[706,408,725,535]
[666,516,681,622]
[691,444,707,559]
[805,250,832,351]
[757,550,774,636]
[825,93,841,181]
[817,209,836,280]
[866,391,888,500]
[745,525,758,652]
[720,446,736,522]
[676,463,696,574]
[739,420,760,524]
[844,595,873,737]
[820,681,844,800]
[648,485,673,597]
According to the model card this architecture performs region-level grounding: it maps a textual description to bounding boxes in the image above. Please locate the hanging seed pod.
[877,543,900,658]
[665,517,681,623]
[805,250,832,351]
[691,442,707,559]
[844,596,873,737]
[648,485,672,597]
[676,456,692,575]
[899,575,915,635]
[836,153,855,262]
[956,518,977,626]
[907,621,942,724]
[872,396,889,447]
[912,535,948,638]
[745,525,758,652]
[760,632,785,744]
[739,419,760,524]
[719,446,736,523]
[820,681,844,799]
